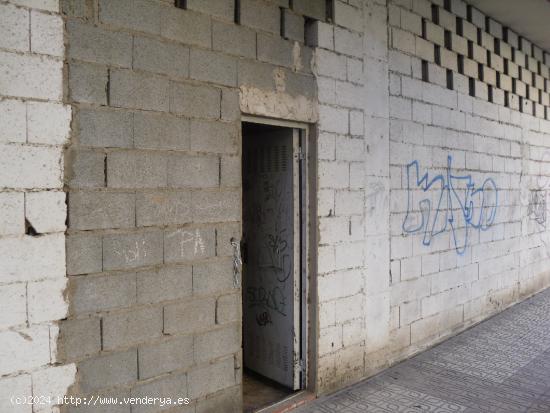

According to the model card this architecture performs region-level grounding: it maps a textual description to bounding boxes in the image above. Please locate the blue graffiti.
[402,155,498,255]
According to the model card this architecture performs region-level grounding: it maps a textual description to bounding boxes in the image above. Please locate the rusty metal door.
[242,126,301,389]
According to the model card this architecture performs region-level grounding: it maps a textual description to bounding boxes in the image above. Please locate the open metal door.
[242,126,301,390]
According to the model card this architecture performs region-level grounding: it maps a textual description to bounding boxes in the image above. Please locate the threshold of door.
[252,390,316,413]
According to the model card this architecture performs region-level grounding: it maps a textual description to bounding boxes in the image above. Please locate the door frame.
[241,115,316,393]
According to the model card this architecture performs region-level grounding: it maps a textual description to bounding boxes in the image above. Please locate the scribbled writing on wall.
[402,155,498,255]
[528,190,547,228]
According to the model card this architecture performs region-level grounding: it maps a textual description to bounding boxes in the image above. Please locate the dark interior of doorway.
[241,121,302,412]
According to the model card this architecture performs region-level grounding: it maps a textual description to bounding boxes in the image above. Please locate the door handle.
[230,237,242,288]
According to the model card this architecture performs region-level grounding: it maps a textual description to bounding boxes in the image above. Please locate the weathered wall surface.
[60,0,317,411]
[0,0,76,411]
[313,0,550,394]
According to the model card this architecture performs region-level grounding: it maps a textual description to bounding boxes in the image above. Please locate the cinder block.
[187,0,234,21]
[425,21,444,46]
[240,0,279,35]
[160,6,211,48]
[77,108,133,148]
[213,21,256,59]
[164,226,216,264]
[194,324,240,362]
[193,190,240,223]
[109,69,169,111]
[193,257,234,295]
[102,306,163,350]
[170,82,221,119]
[67,149,105,189]
[99,0,160,34]
[69,272,136,314]
[69,62,108,105]
[0,3,29,52]
[137,265,192,304]
[0,326,51,376]
[134,112,189,150]
[130,373,188,411]
[27,278,68,323]
[61,0,91,18]
[215,222,241,257]
[59,318,101,361]
[318,105,349,134]
[163,297,215,334]
[28,102,70,145]
[400,8,422,35]
[133,36,189,79]
[68,191,135,230]
[196,385,241,413]
[136,191,191,227]
[0,192,24,236]
[103,230,164,270]
[66,233,103,275]
[334,0,362,32]
[78,350,137,393]
[451,34,468,56]
[335,27,363,58]
[0,283,26,329]
[25,191,66,233]
[306,20,334,50]
[257,33,295,68]
[293,0,325,20]
[392,27,415,54]
[67,20,132,67]
[415,36,434,62]
[138,336,193,379]
[0,99,26,143]
[190,120,238,154]
[216,293,241,324]
[318,160,349,189]
[167,154,219,188]
[188,358,235,399]
[221,88,240,122]
[30,10,63,57]
[190,49,238,87]
[282,9,304,42]
[107,151,167,189]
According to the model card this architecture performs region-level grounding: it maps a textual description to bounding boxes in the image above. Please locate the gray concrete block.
[68,191,135,230]
[221,88,240,121]
[163,297,215,334]
[282,9,305,42]
[292,0,326,20]
[188,358,235,399]
[284,70,316,98]
[216,223,241,257]
[238,60,277,90]
[187,0,234,21]
[130,373,188,413]
[102,230,163,271]
[69,62,108,105]
[134,112,189,151]
[192,257,234,295]
[170,82,221,119]
[164,226,216,264]
[193,190,240,223]
[212,21,256,59]
[220,155,241,187]
[190,120,238,154]
[69,272,136,314]
[137,265,192,305]
[109,69,169,111]
[138,336,193,379]
[66,148,105,188]
[160,6,211,48]
[240,0,279,35]
[167,154,219,188]
[190,49,238,87]
[66,233,103,275]
[102,306,163,351]
[194,324,240,363]
[67,20,132,67]
[78,349,137,393]
[59,317,101,361]
[61,0,92,18]
[107,151,168,189]
[99,0,161,34]
[196,385,241,413]
[257,33,295,68]
[216,293,241,325]
[133,36,189,79]
[77,108,133,148]
[136,191,191,227]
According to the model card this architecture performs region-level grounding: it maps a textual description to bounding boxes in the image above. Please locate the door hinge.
[299,358,306,372]
[297,147,305,161]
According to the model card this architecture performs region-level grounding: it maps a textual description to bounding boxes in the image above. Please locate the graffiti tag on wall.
[528,190,547,228]
[402,155,498,255]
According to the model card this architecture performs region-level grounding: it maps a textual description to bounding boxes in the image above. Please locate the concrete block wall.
[0,0,76,412]
[61,0,318,411]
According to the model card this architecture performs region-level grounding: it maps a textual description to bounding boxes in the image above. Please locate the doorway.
[241,118,309,412]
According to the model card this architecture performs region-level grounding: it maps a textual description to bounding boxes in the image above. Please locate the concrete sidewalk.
[297,288,550,412]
